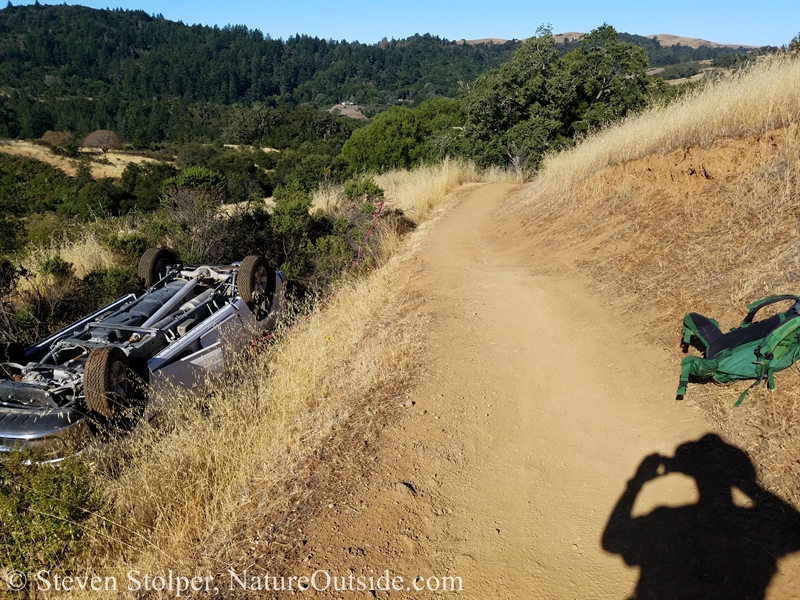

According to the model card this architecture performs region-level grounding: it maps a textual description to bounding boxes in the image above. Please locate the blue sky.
[10,1,800,47]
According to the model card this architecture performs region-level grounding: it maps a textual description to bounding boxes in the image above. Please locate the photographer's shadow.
[602,434,800,600]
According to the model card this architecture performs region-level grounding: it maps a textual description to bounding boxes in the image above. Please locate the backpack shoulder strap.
[741,295,800,326]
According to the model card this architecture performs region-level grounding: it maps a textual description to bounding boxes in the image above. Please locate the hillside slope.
[274,183,799,599]
[513,56,800,506]
[0,139,161,178]
[0,4,516,107]
[647,33,757,49]
[266,56,800,599]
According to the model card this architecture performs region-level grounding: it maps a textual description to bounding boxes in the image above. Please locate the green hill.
[0,3,766,145]
[0,3,518,107]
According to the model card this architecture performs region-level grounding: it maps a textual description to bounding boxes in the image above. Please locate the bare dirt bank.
[280,183,800,598]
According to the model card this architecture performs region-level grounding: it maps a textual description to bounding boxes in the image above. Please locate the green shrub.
[313,234,353,280]
[80,267,138,306]
[40,255,74,281]
[344,177,384,203]
[101,231,148,259]
[119,162,179,213]
[0,450,100,571]
[343,177,384,216]
[0,215,24,255]
[163,166,226,191]
[659,62,702,80]
[24,213,80,249]
[139,213,184,243]
[253,148,278,170]
[60,179,121,220]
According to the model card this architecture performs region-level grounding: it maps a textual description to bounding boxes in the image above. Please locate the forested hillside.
[557,32,766,66]
[0,4,516,107]
[0,3,763,145]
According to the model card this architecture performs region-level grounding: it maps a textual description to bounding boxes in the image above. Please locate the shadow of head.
[668,433,758,501]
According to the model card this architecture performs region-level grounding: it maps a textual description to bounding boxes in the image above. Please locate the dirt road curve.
[296,184,800,599]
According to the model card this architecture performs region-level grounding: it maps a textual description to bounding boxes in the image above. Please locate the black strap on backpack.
[741,295,800,326]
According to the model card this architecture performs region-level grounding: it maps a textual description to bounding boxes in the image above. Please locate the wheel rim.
[109,360,128,401]
[253,265,269,294]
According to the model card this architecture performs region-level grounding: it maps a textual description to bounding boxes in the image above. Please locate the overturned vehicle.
[0,248,285,459]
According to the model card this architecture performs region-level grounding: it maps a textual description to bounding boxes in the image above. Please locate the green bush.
[344,177,384,203]
[101,231,149,259]
[80,267,138,306]
[0,214,24,255]
[60,179,122,220]
[163,166,226,191]
[659,62,702,80]
[119,162,179,213]
[24,213,80,249]
[344,177,384,216]
[40,255,74,281]
[0,450,101,572]
[253,148,278,170]
[340,98,466,173]
[341,106,422,172]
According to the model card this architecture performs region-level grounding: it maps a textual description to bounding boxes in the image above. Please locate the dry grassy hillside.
[0,139,162,178]
[44,161,507,594]
[512,55,800,506]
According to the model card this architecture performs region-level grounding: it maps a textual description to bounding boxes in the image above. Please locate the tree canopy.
[461,25,652,170]
[341,98,465,171]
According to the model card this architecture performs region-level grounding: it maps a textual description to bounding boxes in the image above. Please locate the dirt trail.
[293,183,800,598]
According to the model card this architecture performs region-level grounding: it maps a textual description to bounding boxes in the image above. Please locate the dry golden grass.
[0,140,163,178]
[311,159,509,264]
[312,159,514,219]
[512,55,800,508]
[15,229,119,291]
[374,158,515,220]
[79,149,163,179]
[310,180,345,213]
[64,162,481,592]
[524,55,800,205]
[85,266,424,584]
[310,159,515,216]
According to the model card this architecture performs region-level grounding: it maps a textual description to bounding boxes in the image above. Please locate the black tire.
[238,255,275,304]
[138,247,178,288]
[84,347,130,419]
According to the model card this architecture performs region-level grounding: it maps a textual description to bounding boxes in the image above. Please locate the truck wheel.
[239,255,275,305]
[84,347,130,419]
[138,247,178,288]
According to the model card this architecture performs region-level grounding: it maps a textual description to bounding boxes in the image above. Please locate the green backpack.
[678,295,800,405]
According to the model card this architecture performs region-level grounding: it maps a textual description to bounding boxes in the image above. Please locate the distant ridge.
[553,32,583,44]
[646,34,756,49]
[460,38,511,45]
[462,32,754,49]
